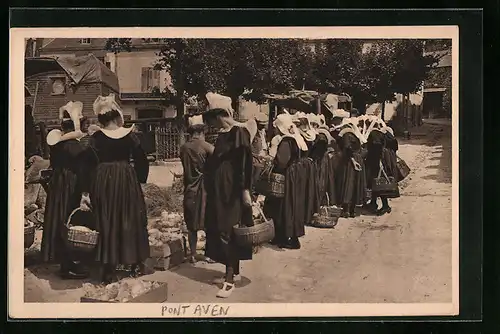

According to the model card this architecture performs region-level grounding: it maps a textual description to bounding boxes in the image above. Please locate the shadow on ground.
[421,130,452,184]
[170,264,252,288]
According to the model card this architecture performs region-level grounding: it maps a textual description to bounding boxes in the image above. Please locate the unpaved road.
[23,123,452,303]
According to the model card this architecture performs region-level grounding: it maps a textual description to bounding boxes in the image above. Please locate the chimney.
[25,38,34,58]
[34,38,44,57]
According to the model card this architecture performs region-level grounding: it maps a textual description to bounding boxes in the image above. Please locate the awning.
[424,87,446,93]
[25,54,120,93]
[264,92,317,114]
[264,91,352,116]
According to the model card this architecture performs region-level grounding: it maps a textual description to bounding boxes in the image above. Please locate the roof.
[25,55,119,92]
[41,38,108,51]
[40,38,167,53]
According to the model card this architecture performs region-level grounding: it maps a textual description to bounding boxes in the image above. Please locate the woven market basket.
[24,219,35,249]
[310,193,341,229]
[233,206,275,247]
[64,208,99,253]
[254,162,285,198]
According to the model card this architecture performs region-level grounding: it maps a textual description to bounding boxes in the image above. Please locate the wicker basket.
[254,159,286,198]
[310,193,342,229]
[255,172,285,198]
[233,205,275,247]
[24,219,35,249]
[64,208,99,253]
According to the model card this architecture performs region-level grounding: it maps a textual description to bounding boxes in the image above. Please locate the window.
[141,67,161,92]
[49,76,66,96]
[137,109,163,119]
[80,38,91,45]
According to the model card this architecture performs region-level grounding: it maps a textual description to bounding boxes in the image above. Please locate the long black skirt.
[302,158,317,225]
[336,152,367,206]
[365,148,400,189]
[204,202,253,266]
[263,161,306,240]
[325,152,341,206]
[90,161,150,265]
[41,169,81,262]
[316,154,331,207]
[204,178,253,264]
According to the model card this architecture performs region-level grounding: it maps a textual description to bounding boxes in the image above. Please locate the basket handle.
[255,204,268,222]
[65,208,81,228]
[378,161,390,182]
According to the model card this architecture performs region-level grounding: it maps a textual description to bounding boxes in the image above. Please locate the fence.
[155,124,219,160]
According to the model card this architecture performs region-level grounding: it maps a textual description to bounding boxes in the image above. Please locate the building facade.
[422,40,452,119]
[37,38,177,120]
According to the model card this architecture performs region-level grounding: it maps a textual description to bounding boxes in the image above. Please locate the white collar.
[100,126,134,139]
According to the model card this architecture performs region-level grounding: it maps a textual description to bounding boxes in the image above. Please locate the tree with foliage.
[106,38,314,117]
[349,40,438,120]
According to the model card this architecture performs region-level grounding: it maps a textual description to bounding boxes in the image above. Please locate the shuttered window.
[141,67,161,92]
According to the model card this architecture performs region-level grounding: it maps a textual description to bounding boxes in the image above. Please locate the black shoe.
[363,203,378,213]
[349,211,356,218]
[283,238,301,250]
[377,207,392,216]
[341,211,350,218]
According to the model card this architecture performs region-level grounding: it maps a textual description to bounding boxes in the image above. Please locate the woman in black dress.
[365,123,400,215]
[335,121,367,218]
[307,114,336,209]
[264,113,309,249]
[85,94,150,283]
[293,112,317,226]
[41,101,91,279]
[202,101,257,298]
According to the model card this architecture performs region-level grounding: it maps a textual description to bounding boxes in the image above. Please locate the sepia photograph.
[10,26,459,318]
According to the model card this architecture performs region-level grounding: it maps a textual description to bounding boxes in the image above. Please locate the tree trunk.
[174,40,186,148]
[231,95,240,121]
[113,52,118,75]
[177,100,186,147]
[381,101,386,121]
[404,93,409,131]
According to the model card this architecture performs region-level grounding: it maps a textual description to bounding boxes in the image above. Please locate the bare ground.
[23,123,452,303]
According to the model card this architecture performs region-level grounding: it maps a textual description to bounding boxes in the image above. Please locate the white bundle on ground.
[148,211,184,247]
[83,279,161,302]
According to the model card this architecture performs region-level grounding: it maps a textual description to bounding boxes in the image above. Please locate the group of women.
[38,91,403,300]
[260,109,403,252]
[41,94,151,284]
[179,94,404,299]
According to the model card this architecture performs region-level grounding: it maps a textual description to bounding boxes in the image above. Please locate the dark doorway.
[422,91,444,119]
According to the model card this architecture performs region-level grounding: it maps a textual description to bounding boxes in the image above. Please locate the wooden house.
[25,54,120,128]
